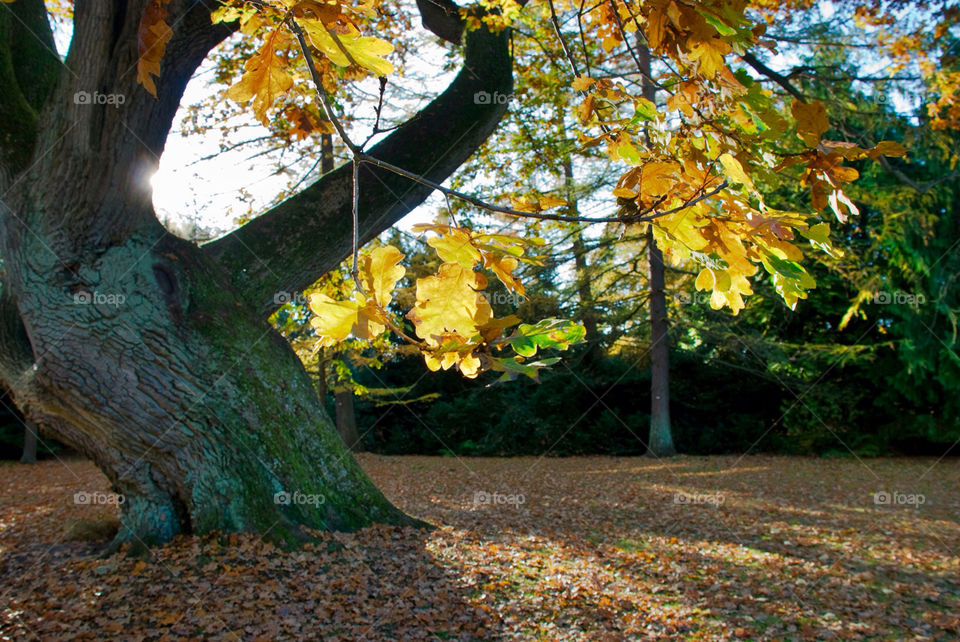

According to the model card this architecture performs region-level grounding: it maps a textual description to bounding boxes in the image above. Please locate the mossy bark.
[4,228,418,547]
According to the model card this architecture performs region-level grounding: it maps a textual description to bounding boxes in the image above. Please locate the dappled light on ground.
[1,455,957,639]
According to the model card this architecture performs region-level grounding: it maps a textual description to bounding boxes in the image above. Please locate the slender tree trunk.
[319,132,360,452]
[335,389,361,452]
[639,44,676,457]
[19,420,37,463]
[646,225,676,456]
[315,349,329,400]
[563,158,600,351]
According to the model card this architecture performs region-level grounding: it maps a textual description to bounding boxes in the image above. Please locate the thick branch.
[416,0,465,44]
[14,0,236,249]
[741,52,805,102]
[7,0,60,109]
[204,25,514,314]
[0,0,60,185]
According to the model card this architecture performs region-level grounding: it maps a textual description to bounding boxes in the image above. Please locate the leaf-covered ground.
[1,454,957,640]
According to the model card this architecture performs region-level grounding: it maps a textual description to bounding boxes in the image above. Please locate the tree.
[0,0,935,550]
[0,0,513,548]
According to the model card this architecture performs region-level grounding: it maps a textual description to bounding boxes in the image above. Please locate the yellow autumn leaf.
[361,245,405,307]
[687,38,729,78]
[478,315,522,342]
[299,20,394,76]
[424,353,443,372]
[291,0,341,23]
[578,93,595,124]
[647,7,669,49]
[408,263,492,345]
[695,267,731,293]
[225,27,294,126]
[441,351,459,370]
[873,141,907,157]
[640,161,679,197]
[538,196,567,210]
[483,253,524,295]
[427,228,481,269]
[354,303,387,339]
[718,153,756,192]
[612,187,638,198]
[308,293,386,345]
[136,0,173,97]
[308,293,360,346]
[830,165,859,183]
[792,99,830,147]
[571,76,595,92]
[459,352,482,378]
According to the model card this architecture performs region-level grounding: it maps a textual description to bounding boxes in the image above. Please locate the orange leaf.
[792,100,830,148]
[225,27,294,127]
[136,0,173,97]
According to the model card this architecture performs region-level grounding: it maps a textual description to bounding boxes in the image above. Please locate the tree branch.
[415,0,464,45]
[878,156,960,194]
[204,25,514,314]
[0,0,61,187]
[740,52,805,102]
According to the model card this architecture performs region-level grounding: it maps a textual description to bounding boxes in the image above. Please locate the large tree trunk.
[0,0,512,547]
[3,228,414,548]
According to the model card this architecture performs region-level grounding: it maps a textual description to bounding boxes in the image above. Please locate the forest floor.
[0,454,957,640]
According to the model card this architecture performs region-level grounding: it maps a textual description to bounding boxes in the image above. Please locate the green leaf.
[799,222,831,244]
[760,249,807,280]
[488,356,561,382]
[699,10,738,36]
[502,319,586,358]
[632,98,658,122]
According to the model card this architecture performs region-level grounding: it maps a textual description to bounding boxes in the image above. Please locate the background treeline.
[313,60,960,458]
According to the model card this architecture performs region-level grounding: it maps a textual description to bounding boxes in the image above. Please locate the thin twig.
[740,52,806,102]
[351,157,366,295]
[360,76,390,149]
[287,17,361,155]
[358,153,729,224]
